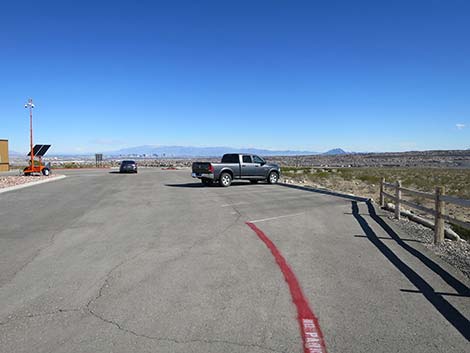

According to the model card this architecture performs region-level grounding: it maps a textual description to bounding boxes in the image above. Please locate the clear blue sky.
[1,0,469,154]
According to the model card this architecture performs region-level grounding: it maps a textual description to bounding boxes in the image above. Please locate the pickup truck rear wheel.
[219,172,232,187]
[268,171,279,184]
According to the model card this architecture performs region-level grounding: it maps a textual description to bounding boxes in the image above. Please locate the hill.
[322,148,348,155]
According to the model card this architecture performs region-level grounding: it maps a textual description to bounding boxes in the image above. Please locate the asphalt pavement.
[0,168,468,353]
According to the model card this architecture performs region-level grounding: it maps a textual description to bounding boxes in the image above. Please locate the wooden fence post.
[380,178,385,207]
[395,180,401,220]
[434,186,445,245]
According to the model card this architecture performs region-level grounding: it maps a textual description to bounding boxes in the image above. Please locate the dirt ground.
[0,175,57,189]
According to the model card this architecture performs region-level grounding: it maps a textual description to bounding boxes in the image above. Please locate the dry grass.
[282,167,470,198]
[281,167,470,239]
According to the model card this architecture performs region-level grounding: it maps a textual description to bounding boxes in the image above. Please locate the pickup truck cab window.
[242,155,252,163]
[221,154,240,163]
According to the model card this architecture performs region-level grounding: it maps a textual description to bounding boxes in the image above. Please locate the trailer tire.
[42,168,50,176]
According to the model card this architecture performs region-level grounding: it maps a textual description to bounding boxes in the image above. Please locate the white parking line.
[248,212,306,223]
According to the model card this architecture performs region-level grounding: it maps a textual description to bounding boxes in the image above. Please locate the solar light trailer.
[23,144,52,176]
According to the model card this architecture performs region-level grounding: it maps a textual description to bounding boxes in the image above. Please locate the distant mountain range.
[8,146,350,158]
[104,145,349,157]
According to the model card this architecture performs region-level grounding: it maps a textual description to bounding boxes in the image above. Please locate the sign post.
[95,153,103,167]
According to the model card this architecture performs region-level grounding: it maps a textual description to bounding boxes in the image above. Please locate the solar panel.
[36,145,51,156]
[27,144,51,157]
[27,145,42,156]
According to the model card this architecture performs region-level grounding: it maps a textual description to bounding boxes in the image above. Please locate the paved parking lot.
[0,168,468,353]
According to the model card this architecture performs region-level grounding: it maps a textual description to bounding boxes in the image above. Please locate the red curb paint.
[52,167,110,170]
[246,222,327,353]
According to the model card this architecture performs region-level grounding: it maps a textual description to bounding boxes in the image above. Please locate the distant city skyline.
[1,1,469,154]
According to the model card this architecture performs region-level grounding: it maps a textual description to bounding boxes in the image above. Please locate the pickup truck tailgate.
[192,162,212,174]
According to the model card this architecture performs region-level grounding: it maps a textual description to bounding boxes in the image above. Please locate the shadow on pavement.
[353,235,421,243]
[280,183,369,202]
[365,201,469,296]
[351,200,470,340]
[165,183,206,188]
[109,171,138,174]
[165,181,252,188]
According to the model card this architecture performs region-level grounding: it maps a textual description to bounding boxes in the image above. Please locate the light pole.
[24,98,35,169]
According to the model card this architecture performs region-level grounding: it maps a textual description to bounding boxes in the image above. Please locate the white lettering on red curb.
[246,222,327,353]
[303,319,324,353]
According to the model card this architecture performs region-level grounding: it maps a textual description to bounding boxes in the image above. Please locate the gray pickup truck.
[192,153,281,187]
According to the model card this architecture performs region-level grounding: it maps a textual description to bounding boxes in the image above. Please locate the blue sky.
[1,0,469,154]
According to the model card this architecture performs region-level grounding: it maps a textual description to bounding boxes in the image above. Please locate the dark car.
[119,160,138,173]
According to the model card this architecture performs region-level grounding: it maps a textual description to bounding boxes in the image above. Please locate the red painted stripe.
[246,222,328,353]
[52,167,110,170]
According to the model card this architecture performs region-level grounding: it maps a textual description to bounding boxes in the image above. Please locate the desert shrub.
[356,174,382,184]
[279,166,470,199]
[451,223,470,241]
[338,169,354,181]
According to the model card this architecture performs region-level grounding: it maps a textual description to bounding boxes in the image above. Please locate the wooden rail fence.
[379,178,470,244]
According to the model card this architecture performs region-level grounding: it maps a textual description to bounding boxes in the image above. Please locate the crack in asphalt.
[85,249,149,311]
[1,251,144,326]
[1,227,67,289]
[81,201,278,352]
[1,206,108,289]
[0,308,82,326]
[2,183,276,352]
[85,309,283,353]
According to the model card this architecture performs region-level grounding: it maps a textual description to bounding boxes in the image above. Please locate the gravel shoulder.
[385,213,470,280]
[0,175,65,191]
